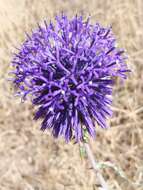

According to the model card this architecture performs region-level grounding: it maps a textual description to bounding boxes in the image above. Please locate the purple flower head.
[11,15,129,142]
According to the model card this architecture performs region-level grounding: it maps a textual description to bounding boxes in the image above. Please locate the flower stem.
[84,143,109,190]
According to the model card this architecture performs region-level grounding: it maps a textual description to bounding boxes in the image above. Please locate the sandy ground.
[0,0,143,190]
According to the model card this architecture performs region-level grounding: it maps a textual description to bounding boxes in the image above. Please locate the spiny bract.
[11,15,129,142]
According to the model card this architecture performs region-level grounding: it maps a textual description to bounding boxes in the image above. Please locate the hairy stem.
[84,143,109,190]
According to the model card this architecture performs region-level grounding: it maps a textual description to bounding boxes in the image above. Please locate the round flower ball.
[11,15,129,142]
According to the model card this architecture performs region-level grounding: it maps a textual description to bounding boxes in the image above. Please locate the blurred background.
[0,0,143,189]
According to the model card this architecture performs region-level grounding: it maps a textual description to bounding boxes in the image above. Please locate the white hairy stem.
[84,143,109,190]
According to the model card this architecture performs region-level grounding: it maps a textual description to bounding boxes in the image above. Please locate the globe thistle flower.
[11,15,130,142]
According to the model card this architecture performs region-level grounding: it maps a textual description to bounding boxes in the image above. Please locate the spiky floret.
[11,15,129,142]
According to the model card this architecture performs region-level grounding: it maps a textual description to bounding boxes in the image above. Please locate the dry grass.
[0,0,143,189]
